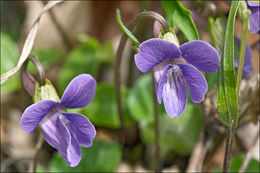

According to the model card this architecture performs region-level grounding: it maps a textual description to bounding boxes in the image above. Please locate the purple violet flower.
[134,38,220,117]
[247,1,260,33]
[20,74,97,167]
[234,37,254,78]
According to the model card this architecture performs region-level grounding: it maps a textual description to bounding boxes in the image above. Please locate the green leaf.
[212,154,260,172]
[81,83,135,129]
[127,74,154,123]
[0,32,20,93]
[27,47,63,73]
[116,9,140,46]
[207,72,218,91]
[77,34,115,64]
[58,40,100,93]
[217,1,240,126]
[208,16,227,49]
[127,74,164,124]
[162,0,199,41]
[49,140,122,172]
[230,154,260,172]
[97,41,115,64]
[140,103,203,156]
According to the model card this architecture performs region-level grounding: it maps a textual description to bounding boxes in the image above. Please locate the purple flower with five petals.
[20,74,96,167]
[247,1,260,34]
[134,38,220,117]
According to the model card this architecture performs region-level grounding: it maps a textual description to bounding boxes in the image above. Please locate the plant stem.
[236,17,249,96]
[32,133,44,173]
[223,125,236,173]
[152,71,160,172]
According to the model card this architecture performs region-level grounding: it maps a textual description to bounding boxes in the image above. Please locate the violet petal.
[159,64,187,118]
[66,134,81,167]
[62,112,96,147]
[40,114,72,165]
[180,40,220,73]
[178,63,208,103]
[247,1,260,7]
[154,61,169,96]
[134,38,181,73]
[234,37,253,78]
[20,100,58,133]
[60,74,97,109]
[249,11,260,33]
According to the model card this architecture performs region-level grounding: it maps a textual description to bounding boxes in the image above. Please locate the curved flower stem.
[236,16,249,96]
[32,133,44,173]
[22,55,46,86]
[114,11,168,170]
[223,125,236,173]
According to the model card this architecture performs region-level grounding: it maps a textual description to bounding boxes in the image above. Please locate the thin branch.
[32,133,44,173]
[41,1,73,50]
[223,125,236,173]
[0,1,63,84]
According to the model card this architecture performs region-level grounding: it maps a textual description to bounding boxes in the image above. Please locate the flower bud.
[33,79,60,103]
[161,31,180,47]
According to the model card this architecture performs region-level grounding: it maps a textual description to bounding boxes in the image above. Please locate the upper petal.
[60,74,97,109]
[20,100,58,133]
[180,40,220,73]
[159,64,187,118]
[178,64,208,103]
[62,112,96,147]
[249,11,260,33]
[134,38,181,73]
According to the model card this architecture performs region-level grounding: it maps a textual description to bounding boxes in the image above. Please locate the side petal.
[180,40,220,73]
[60,74,97,109]
[156,64,173,103]
[40,113,71,164]
[62,112,96,147]
[40,113,81,167]
[134,38,181,73]
[178,64,208,103]
[249,11,260,33]
[20,100,58,133]
[66,134,81,167]
[154,61,168,99]
[159,64,187,118]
